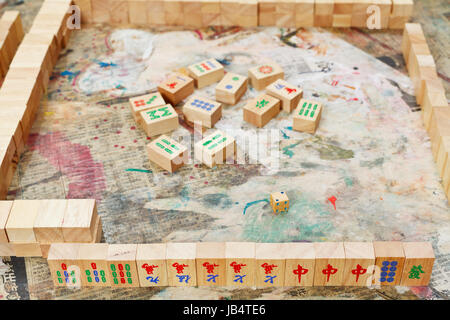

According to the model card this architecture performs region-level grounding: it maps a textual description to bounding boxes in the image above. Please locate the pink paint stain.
[28,132,106,201]
[328,196,337,210]
[410,286,433,299]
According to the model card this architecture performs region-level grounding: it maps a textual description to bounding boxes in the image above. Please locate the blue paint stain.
[285,126,293,131]
[97,61,118,68]
[243,199,270,215]
[216,58,230,66]
[60,70,80,80]
[282,142,301,158]
[180,186,190,202]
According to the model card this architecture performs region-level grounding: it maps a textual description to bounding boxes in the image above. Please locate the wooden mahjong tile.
[196,242,226,286]
[265,79,303,112]
[157,73,194,105]
[187,58,224,88]
[215,72,248,105]
[147,135,188,172]
[47,243,82,287]
[248,63,284,91]
[107,244,139,287]
[166,242,198,287]
[225,242,256,286]
[129,92,166,124]
[400,242,435,287]
[243,93,280,128]
[183,95,222,128]
[194,130,236,168]
[78,243,111,287]
[293,99,323,134]
[136,243,168,287]
[140,104,179,137]
[373,241,405,286]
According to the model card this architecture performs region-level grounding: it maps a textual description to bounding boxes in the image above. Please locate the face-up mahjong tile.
[183,95,222,128]
[187,58,225,88]
[266,79,303,112]
[194,130,236,168]
[243,93,281,128]
[248,62,284,90]
[140,104,179,137]
[292,99,323,134]
[215,72,248,105]
[147,135,188,172]
[129,92,166,123]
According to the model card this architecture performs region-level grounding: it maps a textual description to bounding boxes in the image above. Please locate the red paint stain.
[328,196,337,210]
[27,132,106,200]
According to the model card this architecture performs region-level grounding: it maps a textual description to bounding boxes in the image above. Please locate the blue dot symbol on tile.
[226,85,232,89]
[387,278,394,283]
[391,261,398,266]
[382,261,390,266]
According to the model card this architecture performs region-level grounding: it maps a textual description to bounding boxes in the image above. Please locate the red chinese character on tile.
[351,264,367,283]
[230,261,246,274]
[322,264,338,282]
[293,265,309,284]
[167,82,177,89]
[285,87,297,94]
[141,263,159,275]
[261,263,277,274]
[202,262,219,274]
[172,262,188,274]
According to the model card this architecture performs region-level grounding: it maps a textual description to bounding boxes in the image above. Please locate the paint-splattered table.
[0,0,449,300]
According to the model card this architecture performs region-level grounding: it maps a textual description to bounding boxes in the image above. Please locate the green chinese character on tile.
[408,265,425,279]
[256,99,268,109]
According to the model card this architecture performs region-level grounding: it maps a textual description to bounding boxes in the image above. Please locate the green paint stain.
[344,177,354,187]
[311,137,354,160]
[360,157,384,168]
[282,142,301,158]
[125,168,152,173]
[242,194,334,242]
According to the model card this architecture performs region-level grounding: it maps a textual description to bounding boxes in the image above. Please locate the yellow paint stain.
[177,67,189,76]
[44,111,54,116]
